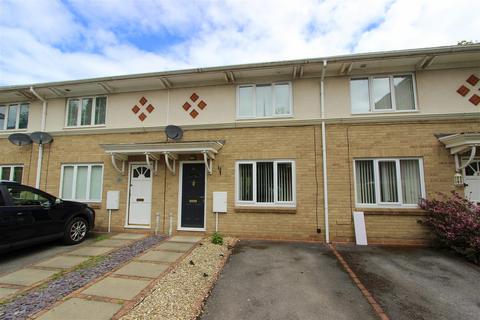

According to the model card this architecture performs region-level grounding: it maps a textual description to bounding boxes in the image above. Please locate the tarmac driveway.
[201,240,377,320]
[336,245,480,320]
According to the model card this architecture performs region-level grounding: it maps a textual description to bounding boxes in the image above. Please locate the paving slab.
[110,233,146,240]
[68,246,115,257]
[82,276,150,300]
[154,241,194,252]
[0,268,57,286]
[91,239,132,247]
[114,261,169,278]
[0,287,19,299]
[37,298,122,320]
[34,255,90,269]
[136,250,184,263]
[168,235,203,243]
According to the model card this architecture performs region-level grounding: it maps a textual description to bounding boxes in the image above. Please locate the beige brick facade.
[1,120,475,244]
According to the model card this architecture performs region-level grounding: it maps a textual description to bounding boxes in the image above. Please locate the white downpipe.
[168,212,173,236]
[320,60,330,243]
[29,87,47,189]
[155,212,160,235]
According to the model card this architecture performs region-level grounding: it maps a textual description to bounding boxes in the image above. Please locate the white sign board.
[353,211,368,245]
[212,192,227,213]
[106,191,120,210]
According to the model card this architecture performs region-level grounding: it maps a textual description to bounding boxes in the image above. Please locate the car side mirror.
[55,198,63,205]
[41,201,51,210]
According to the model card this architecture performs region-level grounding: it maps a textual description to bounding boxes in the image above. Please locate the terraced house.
[1,44,479,245]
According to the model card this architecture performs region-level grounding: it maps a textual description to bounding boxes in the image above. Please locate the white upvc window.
[0,165,23,183]
[237,82,293,118]
[236,160,296,207]
[65,96,107,127]
[60,164,104,202]
[350,74,417,113]
[354,158,425,208]
[0,103,29,130]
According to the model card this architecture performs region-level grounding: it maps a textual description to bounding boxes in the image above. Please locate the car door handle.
[17,212,27,216]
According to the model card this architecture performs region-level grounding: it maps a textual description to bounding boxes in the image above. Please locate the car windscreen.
[6,185,52,206]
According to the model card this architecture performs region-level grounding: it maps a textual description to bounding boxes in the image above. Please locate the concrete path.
[337,244,480,320]
[35,236,202,320]
[0,233,143,302]
[201,240,377,320]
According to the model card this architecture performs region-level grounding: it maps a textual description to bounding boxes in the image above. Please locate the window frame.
[59,163,104,202]
[236,82,293,119]
[350,73,418,114]
[353,158,425,208]
[0,165,24,183]
[235,159,296,207]
[64,96,108,128]
[0,102,29,131]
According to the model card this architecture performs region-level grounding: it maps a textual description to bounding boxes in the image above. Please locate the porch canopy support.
[101,140,224,176]
[437,133,480,171]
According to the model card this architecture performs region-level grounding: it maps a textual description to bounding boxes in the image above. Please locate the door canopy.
[100,140,224,175]
[438,132,480,172]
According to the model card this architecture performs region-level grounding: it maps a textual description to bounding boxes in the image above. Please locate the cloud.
[0,0,477,86]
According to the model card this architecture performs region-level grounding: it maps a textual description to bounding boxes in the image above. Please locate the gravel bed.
[121,237,236,320]
[0,235,164,320]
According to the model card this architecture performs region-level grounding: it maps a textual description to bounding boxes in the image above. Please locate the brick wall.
[326,120,478,244]
[0,119,476,244]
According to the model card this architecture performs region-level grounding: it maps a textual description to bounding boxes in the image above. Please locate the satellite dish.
[30,131,53,145]
[8,133,32,146]
[165,125,183,140]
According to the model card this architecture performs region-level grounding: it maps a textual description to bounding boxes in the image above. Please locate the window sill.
[63,125,106,129]
[351,110,419,116]
[234,206,296,214]
[236,115,294,121]
[357,207,426,216]
[85,203,102,209]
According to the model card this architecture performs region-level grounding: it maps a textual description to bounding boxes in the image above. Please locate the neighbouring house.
[1,44,479,245]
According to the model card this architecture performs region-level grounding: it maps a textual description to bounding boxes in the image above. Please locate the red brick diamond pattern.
[132,105,140,114]
[198,100,207,110]
[466,74,479,86]
[189,109,199,118]
[146,104,155,113]
[132,97,155,121]
[457,74,480,106]
[469,94,480,106]
[182,93,208,119]
[190,93,199,102]
[457,85,470,97]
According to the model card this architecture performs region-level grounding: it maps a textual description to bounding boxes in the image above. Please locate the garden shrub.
[419,192,480,264]
[211,232,224,245]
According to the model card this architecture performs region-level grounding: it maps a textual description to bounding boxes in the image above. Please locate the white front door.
[128,164,153,225]
[464,160,480,202]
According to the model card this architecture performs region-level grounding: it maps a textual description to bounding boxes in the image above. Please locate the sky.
[0,0,478,86]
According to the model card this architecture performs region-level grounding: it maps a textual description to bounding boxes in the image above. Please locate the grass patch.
[92,233,111,242]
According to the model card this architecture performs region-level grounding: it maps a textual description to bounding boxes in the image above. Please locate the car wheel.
[64,217,89,245]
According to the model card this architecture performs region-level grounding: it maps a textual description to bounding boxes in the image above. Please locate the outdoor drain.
[0,236,164,320]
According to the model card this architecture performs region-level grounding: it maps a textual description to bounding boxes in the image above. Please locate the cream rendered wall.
[42,79,322,132]
[325,67,480,119]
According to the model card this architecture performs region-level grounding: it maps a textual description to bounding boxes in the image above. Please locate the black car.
[0,181,95,253]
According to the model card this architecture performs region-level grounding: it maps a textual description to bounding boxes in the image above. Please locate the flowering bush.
[419,192,480,264]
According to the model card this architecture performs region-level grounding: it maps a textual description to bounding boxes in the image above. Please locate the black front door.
[181,163,205,228]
